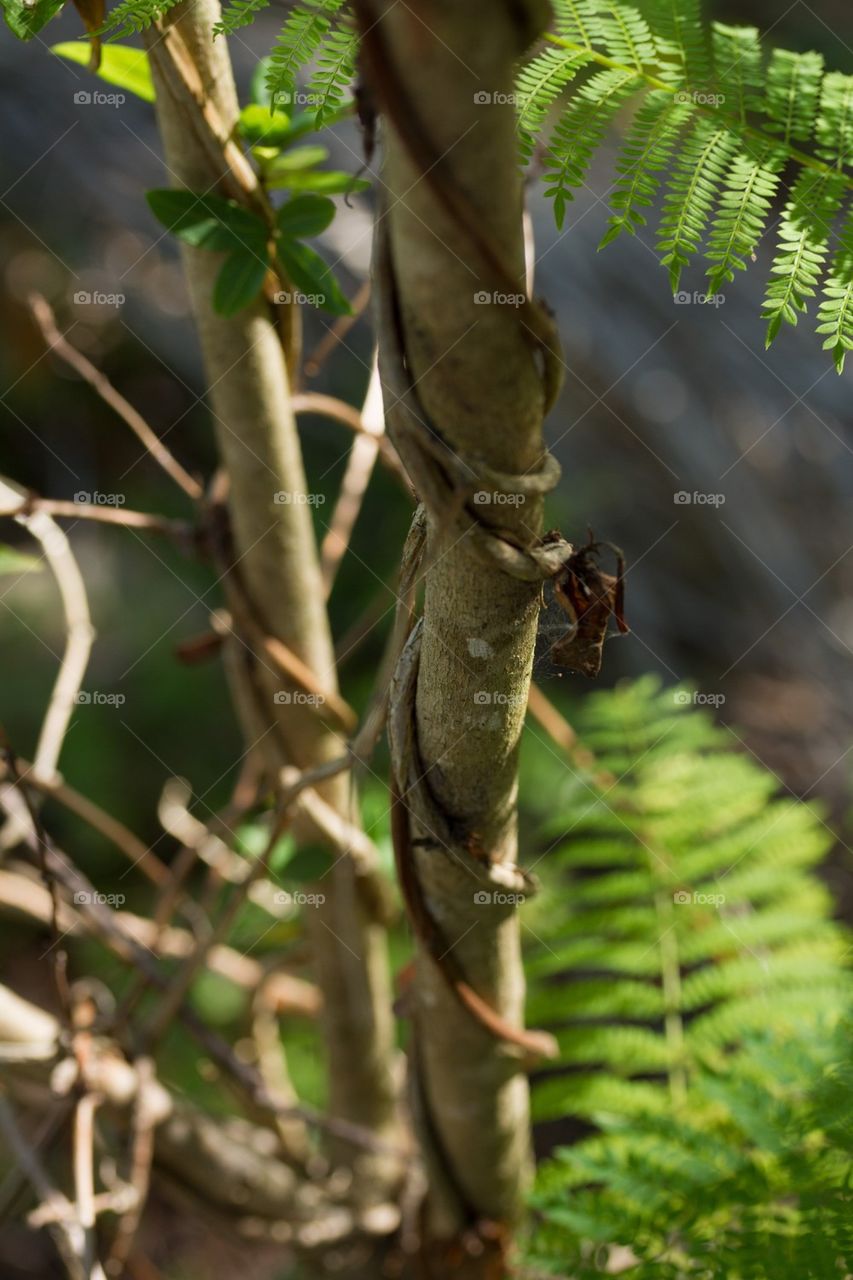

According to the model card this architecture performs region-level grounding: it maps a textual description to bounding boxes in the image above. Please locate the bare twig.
[72,1092,108,1280]
[292,391,408,485]
[0,1093,87,1280]
[0,495,194,544]
[2,757,171,887]
[321,357,384,596]
[104,1057,157,1278]
[0,476,93,809]
[28,294,202,502]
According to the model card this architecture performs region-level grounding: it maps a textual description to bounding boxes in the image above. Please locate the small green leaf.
[3,0,64,40]
[238,103,292,145]
[265,145,329,172]
[0,544,44,576]
[267,170,370,196]
[275,194,335,239]
[250,55,274,106]
[146,189,268,252]
[276,240,351,315]
[52,42,155,102]
[213,248,270,316]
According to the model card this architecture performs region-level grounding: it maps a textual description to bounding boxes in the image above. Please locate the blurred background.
[1,0,852,1274]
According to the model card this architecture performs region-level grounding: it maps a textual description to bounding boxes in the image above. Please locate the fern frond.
[516,47,591,161]
[816,204,853,371]
[764,47,824,144]
[99,0,181,38]
[265,0,346,107]
[213,0,270,37]
[710,22,763,124]
[600,89,693,246]
[544,67,641,227]
[705,146,785,291]
[656,117,738,289]
[815,70,853,167]
[551,0,598,50]
[307,20,357,124]
[593,2,657,71]
[637,0,709,86]
[763,168,847,342]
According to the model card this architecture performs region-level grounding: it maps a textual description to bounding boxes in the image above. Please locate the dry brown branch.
[292,391,408,485]
[0,869,321,1018]
[0,495,194,543]
[27,294,202,502]
[0,476,93,836]
[2,757,170,887]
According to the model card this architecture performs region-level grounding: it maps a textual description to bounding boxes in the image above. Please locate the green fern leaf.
[763,168,847,342]
[594,2,657,71]
[764,47,824,144]
[307,20,358,124]
[711,22,763,125]
[265,0,345,108]
[214,0,270,37]
[98,0,182,38]
[637,0,710,86]
[516,47,591,161]
[600,89,694,246]
[544,67,641,228]
[705,146,785,292]
[656,117,738,289]
[816,204,853,372]
[551,0,598,50]
[815,70,853,167]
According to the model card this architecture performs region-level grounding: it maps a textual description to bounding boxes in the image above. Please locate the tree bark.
[143,0,399,1172]
[356,0,558,1249]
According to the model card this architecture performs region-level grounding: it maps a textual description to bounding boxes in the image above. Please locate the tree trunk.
[143,0,399,1174]
[356,0,560,1252]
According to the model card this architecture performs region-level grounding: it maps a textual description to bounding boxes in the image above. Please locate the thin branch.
[104,1057,156,1278]
[321,356,384,596]
[302,280,371,378]
[72,1093,108,1280]
[27,294,202,503]
[0,496,194,544]
[0,477,93,803]
[292,391,408,486]
[3,757,171,887]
